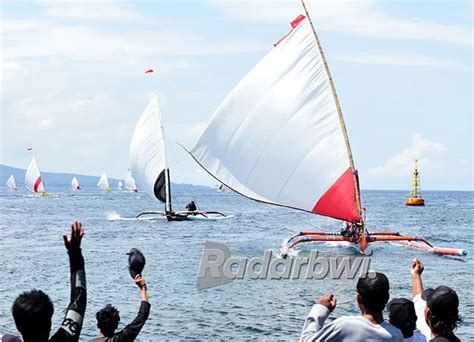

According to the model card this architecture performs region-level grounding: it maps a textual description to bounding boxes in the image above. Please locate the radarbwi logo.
[196,241,372,289]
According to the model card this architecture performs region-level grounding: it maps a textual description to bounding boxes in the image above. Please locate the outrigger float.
[185,0,466,256]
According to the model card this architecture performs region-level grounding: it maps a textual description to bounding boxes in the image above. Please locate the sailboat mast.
[153,93,172,212]
[300,0,363,223]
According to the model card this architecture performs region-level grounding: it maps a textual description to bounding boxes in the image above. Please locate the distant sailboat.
[6,175,17,190]
[124,171,138,192]
[71,176,81,190]
[130,93,227,221]
[97,172,111,192]
[406,159,425,206]
[25,158,46,195]
[118,180,124,190]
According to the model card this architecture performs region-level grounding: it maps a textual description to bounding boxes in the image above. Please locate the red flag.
[144,69,154,74]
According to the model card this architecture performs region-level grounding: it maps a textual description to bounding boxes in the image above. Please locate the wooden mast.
[300,0,363,224]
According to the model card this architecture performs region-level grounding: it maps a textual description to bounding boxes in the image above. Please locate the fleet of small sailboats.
[6,175,16,190]
[97,172,111,192]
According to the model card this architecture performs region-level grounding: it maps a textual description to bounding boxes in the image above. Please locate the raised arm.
[114,275,151,341]
[300,294,337,342]
[50,221,87,342]
[411,258,424,297]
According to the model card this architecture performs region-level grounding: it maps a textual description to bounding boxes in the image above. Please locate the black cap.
[388,298,417,325]
[126,248,146,279]
[422,286,459,317]
[357,272,390,298]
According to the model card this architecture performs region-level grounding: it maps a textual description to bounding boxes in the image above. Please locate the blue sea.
[0,187,472,340]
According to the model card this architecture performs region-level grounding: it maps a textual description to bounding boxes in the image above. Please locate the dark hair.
[12,289,54,340]
[356,272,390,312]
[428,310,461,336]
[389,316,416,338]
[96,304,120,336]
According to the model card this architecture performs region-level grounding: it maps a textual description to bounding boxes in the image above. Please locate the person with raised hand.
[9,221,87,342]
[411,258,461,342]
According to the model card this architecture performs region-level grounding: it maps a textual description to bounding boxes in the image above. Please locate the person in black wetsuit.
[91,274,150,342]
[7,221,87,342]
[185,200,197,212]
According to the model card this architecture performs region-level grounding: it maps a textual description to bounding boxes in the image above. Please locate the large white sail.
[97,172,110,192]
[191,15,360,222]
[118,180,124,190]
[71,176,80,190]
[129,94,168,203]
[124,171,138,192]
[25,158,45,193]
[6,175,17,190]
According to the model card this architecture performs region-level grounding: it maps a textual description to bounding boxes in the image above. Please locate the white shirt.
[300,304,404,342]
[413,294,432,341]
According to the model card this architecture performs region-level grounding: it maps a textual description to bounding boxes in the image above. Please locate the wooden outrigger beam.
[282,231,467,257]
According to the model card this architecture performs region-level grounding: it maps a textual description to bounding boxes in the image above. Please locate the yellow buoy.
[406,159,425,206]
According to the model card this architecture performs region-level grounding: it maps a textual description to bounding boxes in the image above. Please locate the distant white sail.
[118,180,124,190]
[129,94,169,204]
[25,158,45,193]
[71,176,80,190]
[6,175,17,190]
[124,171,138,192]
[191,15,360,222]
[97,172,110,192]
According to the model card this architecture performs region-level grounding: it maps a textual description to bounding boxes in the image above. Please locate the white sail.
[97,172,110,192]
[191,15,360,222]
[71,176,80,190]
[129,94,168,203]
[124,171,138,192]
[118,180,124,190]
[6,175,17,190]
[25,158,45,193]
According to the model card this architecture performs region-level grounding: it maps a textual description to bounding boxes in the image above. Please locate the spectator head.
[387,298,417,338]
[356,272,390,313]
[96,304,121,337]
[12,289,54,341]
[422,286,460,336]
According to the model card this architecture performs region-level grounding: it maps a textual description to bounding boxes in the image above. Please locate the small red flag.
[27,147,32,151]
[144,69,154,74]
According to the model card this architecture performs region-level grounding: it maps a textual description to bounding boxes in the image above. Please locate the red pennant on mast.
[144,69,154,74]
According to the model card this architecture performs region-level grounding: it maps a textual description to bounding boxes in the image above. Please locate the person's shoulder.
[430,334,461,342]
[380,320,404,337]
[1,334,23,342]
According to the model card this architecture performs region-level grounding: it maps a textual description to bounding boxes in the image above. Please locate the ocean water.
[0,187,472,340]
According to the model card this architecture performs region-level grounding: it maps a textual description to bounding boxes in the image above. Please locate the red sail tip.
[312,167,360,222]
[291,15,306,28]
[34,176,42,192]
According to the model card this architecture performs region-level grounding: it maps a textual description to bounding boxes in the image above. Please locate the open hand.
[135,274,147,290]
[411,258,424,276]
[318,293,337,312]
[63,221,84,251]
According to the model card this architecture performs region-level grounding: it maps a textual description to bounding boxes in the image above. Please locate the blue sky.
[1,0,472,190]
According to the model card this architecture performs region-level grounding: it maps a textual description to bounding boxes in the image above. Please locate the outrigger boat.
[186,2,466,256]
[6,174,17,190]
[25,158,50,197]
[71,176,81,190]
[97,172,111,192]
[129,89,228,222]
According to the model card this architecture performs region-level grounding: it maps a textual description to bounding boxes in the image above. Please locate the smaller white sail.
[118,180,124,190]
[97,172,110,192]
[71,176,80,190]
[124,171,138,192]
[6,175,17,190]
[25,158,45,193]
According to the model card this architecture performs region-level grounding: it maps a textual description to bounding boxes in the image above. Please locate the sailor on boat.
[185,201,197,212]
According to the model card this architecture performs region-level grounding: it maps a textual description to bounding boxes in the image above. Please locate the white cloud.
[210,0,473,46]
[368,134,447,178]
[336,53,471,72]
